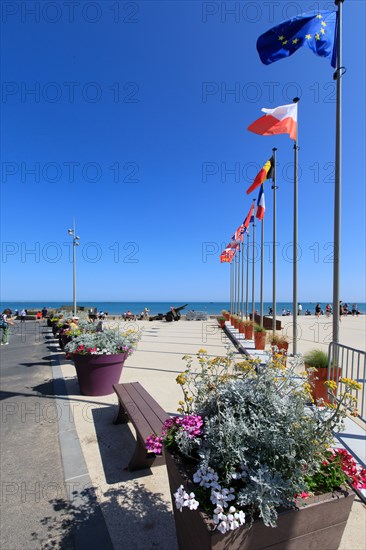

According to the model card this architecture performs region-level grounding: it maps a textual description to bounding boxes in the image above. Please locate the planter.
[165,451,354,550]
[71,353,128,396]
[306,366,342,404]
[244,325,253,340]
[271,341,289,366]
[254,331,266,350]
[59,333,72,350]
[217,320,226,329]
[238,322,245,334]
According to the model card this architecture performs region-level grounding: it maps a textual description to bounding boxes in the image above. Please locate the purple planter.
[165,452,355,550]
[72,353,128,396]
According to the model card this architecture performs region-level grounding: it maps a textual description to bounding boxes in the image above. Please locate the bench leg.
[127,437,156,471]
[114,402,129,425]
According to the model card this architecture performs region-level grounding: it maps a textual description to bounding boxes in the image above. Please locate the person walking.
[1,312,15,345]
[297,303,302,315]
[20,309,26,322]
[315,303,321,318]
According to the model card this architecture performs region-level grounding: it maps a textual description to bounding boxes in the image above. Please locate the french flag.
[256,185,265,220]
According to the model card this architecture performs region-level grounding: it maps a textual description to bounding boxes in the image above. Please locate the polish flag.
[248,102,298,141]
[256,186,265,220]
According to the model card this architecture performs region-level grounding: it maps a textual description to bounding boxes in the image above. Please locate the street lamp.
[68,223,80,317]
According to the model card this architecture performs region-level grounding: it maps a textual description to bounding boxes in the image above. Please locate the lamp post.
[68,223,80,317]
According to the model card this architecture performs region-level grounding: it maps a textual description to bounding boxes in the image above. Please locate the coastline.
[1,301,365,317]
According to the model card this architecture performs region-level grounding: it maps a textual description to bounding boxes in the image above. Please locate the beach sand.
[57,315,366,549]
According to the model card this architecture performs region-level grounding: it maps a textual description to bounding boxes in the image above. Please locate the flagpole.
[251,200,256,323]
[333,0,343,344]
[231,259,234,314]
[272,147,277,335]
[260,212,264,328]
[229,260,232,314]
[246,232,250,319]
[234,250,237,315]
[237,244,241,316]
[241,239,245,320]
[293,98,300,355]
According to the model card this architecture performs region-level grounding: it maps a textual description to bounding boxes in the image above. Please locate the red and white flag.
[243,203,255,229]
[256,185,265,220]
[248,102,297,141]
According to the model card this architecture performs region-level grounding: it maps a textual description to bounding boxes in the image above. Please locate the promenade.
[1,318,365,549]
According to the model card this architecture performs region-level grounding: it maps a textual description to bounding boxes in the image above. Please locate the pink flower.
[145,434,163,455]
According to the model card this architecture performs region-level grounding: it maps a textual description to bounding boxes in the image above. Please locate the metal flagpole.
[237,244,241,316]
[260,210,264,328]
[230,261,233,314]
[241,238,245,319]
[251,200,256,323]
[246,232,250,319]
[272,148,277,335]
[233,251,237,315]
[293,97,300,355]
[333,0,343,344]
[231,260,234,314]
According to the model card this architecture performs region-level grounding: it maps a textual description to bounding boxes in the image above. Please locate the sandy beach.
[273,313,366,354]
[54,314,366,549]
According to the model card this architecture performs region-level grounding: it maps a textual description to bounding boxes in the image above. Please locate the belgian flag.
[246,157,274,195]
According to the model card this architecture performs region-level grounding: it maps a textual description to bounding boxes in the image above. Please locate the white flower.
[173,485,199,512]
[217,521,228,534]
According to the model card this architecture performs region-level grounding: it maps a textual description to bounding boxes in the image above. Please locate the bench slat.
[116,382,169,438]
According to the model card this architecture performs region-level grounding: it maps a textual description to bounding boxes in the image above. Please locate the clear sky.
[1,0,365,303]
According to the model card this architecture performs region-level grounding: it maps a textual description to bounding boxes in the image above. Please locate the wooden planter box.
[165,451,354,550]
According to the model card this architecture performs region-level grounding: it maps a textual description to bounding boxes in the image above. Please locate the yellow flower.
[176,373,187,385]
[197,348,207,355]
[339,378,362,390]
[325,402,337,410]
[324,380,337,391]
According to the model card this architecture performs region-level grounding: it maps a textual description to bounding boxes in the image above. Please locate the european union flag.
[257,11,337,68]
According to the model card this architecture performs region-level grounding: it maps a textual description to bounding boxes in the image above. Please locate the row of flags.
[220,9,337,264]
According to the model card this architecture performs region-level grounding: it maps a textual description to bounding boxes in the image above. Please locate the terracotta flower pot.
[238,322,245,334]
[165,451,354,550]
[71,353,128,396]
[306,366,342,404]
[218,319,225,329]
[244,325,253,340]
[254,331,266,350]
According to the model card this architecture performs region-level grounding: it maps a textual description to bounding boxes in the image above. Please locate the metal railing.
[328,342,366,424]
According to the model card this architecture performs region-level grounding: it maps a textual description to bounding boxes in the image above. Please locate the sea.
[1,301,365,316]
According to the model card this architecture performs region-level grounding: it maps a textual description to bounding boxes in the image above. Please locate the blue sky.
[1,0,365,302]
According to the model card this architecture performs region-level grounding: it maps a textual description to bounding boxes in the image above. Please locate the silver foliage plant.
[64,328,141,355]
[173,349,348,529]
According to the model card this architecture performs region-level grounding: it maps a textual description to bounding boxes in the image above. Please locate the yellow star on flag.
[305,34,311,39]
[315,33,320,41]
[321,21,327,27]
[316,14,323,19]
[321,28,325,35]
[282,40,288,45]
[292,38,299,44]
[278,35,285,41]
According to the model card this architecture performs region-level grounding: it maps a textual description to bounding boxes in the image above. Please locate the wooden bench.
[113,382,170,471]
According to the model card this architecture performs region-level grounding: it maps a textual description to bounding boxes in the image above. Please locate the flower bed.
[146,349,365,537]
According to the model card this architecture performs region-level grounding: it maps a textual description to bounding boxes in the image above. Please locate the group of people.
[122,307,150,321]
[268,302,362,318]
[0,306,51,345]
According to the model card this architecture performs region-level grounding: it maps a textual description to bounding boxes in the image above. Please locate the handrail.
[328,342,366,424]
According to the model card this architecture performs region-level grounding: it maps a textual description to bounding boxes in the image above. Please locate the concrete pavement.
[1,318,365,549]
